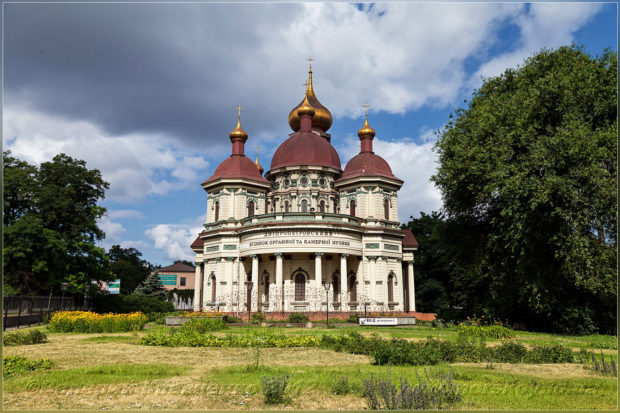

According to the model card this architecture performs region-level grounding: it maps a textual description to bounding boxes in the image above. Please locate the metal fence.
[3,295,84,331]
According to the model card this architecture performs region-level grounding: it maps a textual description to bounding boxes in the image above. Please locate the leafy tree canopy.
[3,152,112,295]
[134,272,168,300]
[432,45,617,334]
[108,245,153,295]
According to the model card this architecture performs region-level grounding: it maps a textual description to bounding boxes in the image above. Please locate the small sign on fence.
[106,279,121,294]
[359,317,398,326]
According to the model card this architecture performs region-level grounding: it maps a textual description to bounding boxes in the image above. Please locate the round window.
[318,177,327,187]
[283,178,291,187]
[300,176,309,186]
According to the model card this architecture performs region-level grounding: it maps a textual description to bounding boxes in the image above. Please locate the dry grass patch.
[453,362,599,379]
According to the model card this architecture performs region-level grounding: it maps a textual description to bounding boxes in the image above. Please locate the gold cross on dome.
[254,145,260,155]
[307,56,313,70]
[302,81,309,91]
[363,103,370,117]
[236,105,244,120]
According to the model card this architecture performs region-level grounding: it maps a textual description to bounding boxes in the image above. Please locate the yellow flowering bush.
[48,311,147,333]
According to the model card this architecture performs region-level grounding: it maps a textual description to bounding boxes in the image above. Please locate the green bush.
[331,375,352,395]
[261,373,290,404]
[177,318,228,334]
[346,313,359,323]
[492,340,528,363]
[3,329,48,346]
[458,324,516,341]
[223,315,242,324]
[525,344,574,363]
[250,312,266,324]
[287,312,309,323]
[3,355,55,378]
[92,294,174,314]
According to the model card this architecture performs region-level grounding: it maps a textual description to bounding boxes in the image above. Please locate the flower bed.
[48,311,147,333]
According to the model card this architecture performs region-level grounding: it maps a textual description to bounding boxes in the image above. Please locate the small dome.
[288,67,333,132]
[229,118,248,142]
[297,94,316,117]
[203,155,269,185]
[358,115,376,139]
[270,131,341,171]
[255,155,264,175]
[339,152,401,182]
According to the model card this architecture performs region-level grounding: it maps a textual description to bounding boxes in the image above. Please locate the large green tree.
[108,245,153,294]
[3,152,112,295]
[432,45,617,334]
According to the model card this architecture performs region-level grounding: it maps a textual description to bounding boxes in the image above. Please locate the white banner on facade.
[359,317,398,326]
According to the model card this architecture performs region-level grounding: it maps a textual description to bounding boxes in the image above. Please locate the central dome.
[287,67,333,132]
[270,131,341,171]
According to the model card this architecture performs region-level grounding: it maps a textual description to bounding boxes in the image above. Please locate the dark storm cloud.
[5,2,301,148]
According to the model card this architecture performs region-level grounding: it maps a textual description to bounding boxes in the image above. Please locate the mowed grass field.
[2,324,617,410]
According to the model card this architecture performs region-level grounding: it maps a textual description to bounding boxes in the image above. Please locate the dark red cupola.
[203,110,269,185]
[338,114,402,182]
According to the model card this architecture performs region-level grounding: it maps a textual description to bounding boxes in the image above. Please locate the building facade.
[191,66,418,314]
[156,262,196,291]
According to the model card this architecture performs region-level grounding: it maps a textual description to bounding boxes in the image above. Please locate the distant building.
[156,263,196,291]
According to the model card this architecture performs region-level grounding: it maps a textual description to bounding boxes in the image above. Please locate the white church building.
[191,65,418,315]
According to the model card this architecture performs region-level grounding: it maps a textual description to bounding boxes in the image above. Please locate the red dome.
[339,152,401,181]
[270,131,341,171]
[203,155,269,185]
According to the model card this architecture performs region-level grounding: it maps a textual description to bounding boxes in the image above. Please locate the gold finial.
[254,145,264,174]
[358,103,375,139]
[229,105,248,142]
[307,56,313,71]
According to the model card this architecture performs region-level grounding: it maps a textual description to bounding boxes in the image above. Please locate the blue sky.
[3,2,617,266]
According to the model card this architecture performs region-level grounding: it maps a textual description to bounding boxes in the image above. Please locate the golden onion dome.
[358,113,376,139]
[255,154,264,175]
[288,66,333,132]
[229,107,248,142]
[297,93,315,117]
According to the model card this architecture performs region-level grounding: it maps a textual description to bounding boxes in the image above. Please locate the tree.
[108,245,153,295]
[134,272,168,300]
[3,152,112,295]
[432,45,617,334]
[174,259,194,267]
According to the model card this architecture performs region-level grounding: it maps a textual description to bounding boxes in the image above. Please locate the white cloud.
[108,209,144,220]
[97,214,127,250]
[3,107,210,203]
[145,215,205,262]
[469,2,603,89]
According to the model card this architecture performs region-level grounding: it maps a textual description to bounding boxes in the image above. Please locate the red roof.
[338,152,401,182]
[203,154,269,185]
[270,131,341,171]
[158,262,195,273]
[190,236,204,249]
[400,229,419,248]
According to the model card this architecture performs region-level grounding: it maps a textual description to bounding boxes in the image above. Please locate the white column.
[315,252,323,310]
[229,188,235,218]
[251,254,259,311]
[368,256,377,305]
[382,257,389,309]
[203,261,213,309]
[193,263,202,311]
[367,188,372,217]
[340,254,348,308]
[396,259,404,311]
[227,257,235,310]
[275,253,283,311]
[407,260,415,312]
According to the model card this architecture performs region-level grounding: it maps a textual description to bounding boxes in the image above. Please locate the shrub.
[525,344,574,363]
[251,312,266,324]
[331,375,352,395]
[458,324,516,341]
[287,312,309,323]
[261,373,290,404]
[492,340,528,363]
[92,294,174,314]
[223,315,242,324]
[346,313,359,323]
[363,368,461,410]
[3,355,55,378]
[177,318,228,334]
[48,311,147,333]
[3,329,48,346]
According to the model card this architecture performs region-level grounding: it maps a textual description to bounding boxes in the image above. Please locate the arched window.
[384,199,390,220]
[332,275,339,302]
[211,275,217,303]
[334,200,339,214]
[301,199,308,212]
[284,201,290,213]
[263,274,270,302]
[295,273,305,301]
[350,200,356,217]
[265,199,268,214]
[214,201,220,221]
[248,200,255,217]
[319,200,325,213]
[387,273,394,303]
[348,275,357,302]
